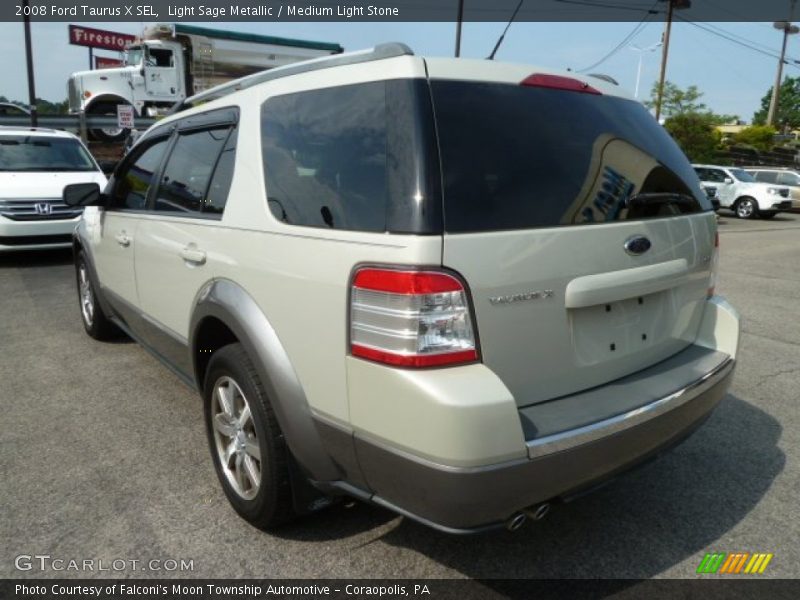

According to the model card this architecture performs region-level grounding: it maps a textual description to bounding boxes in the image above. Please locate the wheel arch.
[85,94,137,115]
[189,279,340,483]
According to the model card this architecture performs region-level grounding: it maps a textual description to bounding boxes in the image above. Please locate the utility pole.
[455,0,464,57]
[22,0,38,127]
[767,17,799,127]
[630,42,662,100]
[655,0,691,122]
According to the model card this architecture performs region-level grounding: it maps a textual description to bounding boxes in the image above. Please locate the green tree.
[733,125,777,152]
[0,96,69,114]
[644,81,707,117]
[753,76,800,131]
[663,113,722,163]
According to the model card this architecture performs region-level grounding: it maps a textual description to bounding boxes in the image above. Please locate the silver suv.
[64,44,739,533]
[744,167,800,210]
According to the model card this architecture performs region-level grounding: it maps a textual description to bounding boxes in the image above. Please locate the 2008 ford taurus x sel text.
[64,44,739,533]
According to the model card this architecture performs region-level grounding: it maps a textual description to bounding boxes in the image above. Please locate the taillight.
[708,231,719,297]
[350,267,478,368]
[521,73,602,95]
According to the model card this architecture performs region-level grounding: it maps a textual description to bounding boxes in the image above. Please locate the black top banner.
[4,0,799,22]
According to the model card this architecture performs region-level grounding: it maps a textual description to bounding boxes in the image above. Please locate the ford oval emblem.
[624,235,652,256]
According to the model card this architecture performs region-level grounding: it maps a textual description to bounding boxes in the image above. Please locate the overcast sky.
[0,20,793,122]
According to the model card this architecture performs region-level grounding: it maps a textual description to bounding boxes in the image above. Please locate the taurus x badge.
[624,235,652,256]
[34,202,52,216]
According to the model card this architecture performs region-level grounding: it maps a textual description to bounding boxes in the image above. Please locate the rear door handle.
[114,232,131,247]
[180,245,206,265]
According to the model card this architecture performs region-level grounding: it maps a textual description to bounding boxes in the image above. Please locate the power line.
[575,4,659,72]
[676,17,797,64]
[555,0,663,14]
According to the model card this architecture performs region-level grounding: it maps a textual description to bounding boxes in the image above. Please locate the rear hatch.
[428,69,716,407]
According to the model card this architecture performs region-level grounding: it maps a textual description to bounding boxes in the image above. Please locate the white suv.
[0,127,107,251]
[64,44,739,533]
[693,164,791,219]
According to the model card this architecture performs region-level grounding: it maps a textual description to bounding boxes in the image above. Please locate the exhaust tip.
[526,503,551,521]
[506,512,527,532]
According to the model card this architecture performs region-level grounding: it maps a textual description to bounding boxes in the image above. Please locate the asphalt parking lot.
[2,211,799,581]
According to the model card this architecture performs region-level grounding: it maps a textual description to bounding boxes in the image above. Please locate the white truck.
[67,24,343,141]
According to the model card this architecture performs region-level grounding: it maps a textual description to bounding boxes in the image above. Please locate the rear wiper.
[627,192,697,207]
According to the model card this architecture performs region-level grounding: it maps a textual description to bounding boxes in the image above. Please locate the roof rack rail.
[168,42,414,115]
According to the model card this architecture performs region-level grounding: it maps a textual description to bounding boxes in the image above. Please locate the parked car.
[693,164,791,219]
[64,44,739,533]
[744,167,800,211]
[0,102,30,116]
[0,127,107,251]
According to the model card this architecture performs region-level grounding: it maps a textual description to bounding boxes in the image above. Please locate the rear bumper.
[339,296,739,532]
[353,352,733,532]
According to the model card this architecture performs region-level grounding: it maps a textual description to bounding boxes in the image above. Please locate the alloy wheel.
[211,376,262,500]
[78,262,94,326]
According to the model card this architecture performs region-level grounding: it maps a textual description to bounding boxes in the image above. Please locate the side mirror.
[63,183,103,207]
[97,160,118,176]
[723,177,734,184]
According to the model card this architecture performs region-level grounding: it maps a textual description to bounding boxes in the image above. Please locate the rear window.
[0,135,97,172]
[431,81,711,233]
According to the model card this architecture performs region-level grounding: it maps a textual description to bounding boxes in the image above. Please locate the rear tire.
[76,251,120,340]
[734,197,758,219]
[204,343,295,530]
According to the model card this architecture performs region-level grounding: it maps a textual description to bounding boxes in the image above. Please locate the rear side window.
[262,82,387,231]
[261,80,442,233]
[753,171,777,183]
[777,172,800,186]
[154,127,232,215]
[431,81,710,232]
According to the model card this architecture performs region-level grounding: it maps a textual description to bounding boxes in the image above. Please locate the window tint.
[261,82,388,231]
[696,168,727,183]
[205,127,237,214]
[431,81,709,232]
[154,128,230,214]
[111,137,169,210]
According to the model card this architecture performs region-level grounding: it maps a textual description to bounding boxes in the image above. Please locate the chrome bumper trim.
[526,356,734,458]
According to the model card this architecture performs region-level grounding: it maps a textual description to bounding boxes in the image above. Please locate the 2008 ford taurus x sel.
[64,44,739,533]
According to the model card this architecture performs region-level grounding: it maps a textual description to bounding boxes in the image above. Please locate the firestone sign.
[68,25,136,51]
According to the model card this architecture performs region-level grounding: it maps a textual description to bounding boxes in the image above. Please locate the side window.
[756,171,779,183]
[710,170,728,183]
[261,81,388,231]
[205,127,237,214]
[694,168,709,181]
[109,137,170,210]
[154,127,231,214]
[147,48,173,67]
[777,172,799,186]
